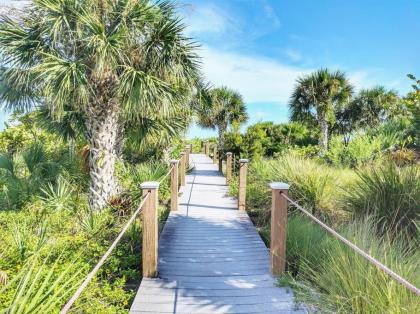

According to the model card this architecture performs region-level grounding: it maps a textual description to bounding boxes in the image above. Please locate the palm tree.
[197,87,248,171]
[0,0,200,210]
[290,69,353,155]
[335,86,398,145]
[350,86,399,127]
[125,105,192,162]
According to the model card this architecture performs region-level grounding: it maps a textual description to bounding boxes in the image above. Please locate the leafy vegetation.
[0,0,418,310]
[219,72,420,313]
[197,86,248,171]
[287,216,419,313]
[0,0,201,210]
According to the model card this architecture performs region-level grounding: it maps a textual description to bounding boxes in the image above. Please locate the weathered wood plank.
[130,154,303,313]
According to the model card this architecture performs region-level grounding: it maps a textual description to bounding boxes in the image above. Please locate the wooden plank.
[130,154,302,313]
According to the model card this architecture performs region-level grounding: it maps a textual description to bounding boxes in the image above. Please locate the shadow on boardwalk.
[130,154,306,313]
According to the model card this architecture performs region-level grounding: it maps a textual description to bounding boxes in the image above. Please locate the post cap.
[180,152,186,155]
[140,181,160,189]
[239,158,249,163]
[185,145,190,149]
[226,152,233,156]
[269,182,290,190]
[170,159,179,164]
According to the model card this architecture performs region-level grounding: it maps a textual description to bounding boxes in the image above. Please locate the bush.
[223,121,318,160]
[341,162,419,236]
[290,217,419,313]
[243,155,353,218]
[325,133,384,167]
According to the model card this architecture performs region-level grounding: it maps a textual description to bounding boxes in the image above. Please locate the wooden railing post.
[226,152,232,182]
[179,152,186,186]
[170,160,179,211]
[213,145,217,164]
[269,182,289,276]
[140,181,160,278]
[185,145,190,169]
[238,159,248,211]
[205,141,210,156]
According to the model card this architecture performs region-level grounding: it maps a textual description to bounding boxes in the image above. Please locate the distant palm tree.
[290,69,353,155]
[335,86,398,145]
[0,0,200,210]
[198,87,248,171]
[351,86,399,127]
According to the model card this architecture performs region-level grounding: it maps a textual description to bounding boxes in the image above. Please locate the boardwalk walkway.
[130,154,304,313]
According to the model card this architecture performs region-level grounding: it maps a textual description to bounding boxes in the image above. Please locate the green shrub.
[247,155,347,216]
[341,162,419,236]
[291,217,419,313]
[224,121,318,160]
[286,214,330,276]
[325,133,384,167]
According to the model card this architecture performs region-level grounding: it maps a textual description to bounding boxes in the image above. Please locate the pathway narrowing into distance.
[130,154,305,313]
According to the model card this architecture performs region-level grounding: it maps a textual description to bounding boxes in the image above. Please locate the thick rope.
[60,192,151,314]
[159,165,174,184]
[280,192,420,296]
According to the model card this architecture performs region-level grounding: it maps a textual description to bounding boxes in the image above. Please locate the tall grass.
[234,155,420,313]
[342,163,419,236]
[288,216,419,313]
[232,154,354,221]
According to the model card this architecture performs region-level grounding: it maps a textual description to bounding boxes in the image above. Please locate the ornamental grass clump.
[289,217,419,313]
[341,162,419,236]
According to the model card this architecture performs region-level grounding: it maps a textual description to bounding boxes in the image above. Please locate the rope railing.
[60,192,151,314]
[280,192,420,296]
[159,165,174,184]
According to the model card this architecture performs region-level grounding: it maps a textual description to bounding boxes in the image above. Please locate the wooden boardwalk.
[130,154,305,313]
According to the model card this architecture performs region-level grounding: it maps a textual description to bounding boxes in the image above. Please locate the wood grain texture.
[179,153,186,187]
[142,187,159,278]
[226,153,232,183]
[131,154,305,313]
[170,161,179,211]
[270,188,288,275]
[238,161,247,211]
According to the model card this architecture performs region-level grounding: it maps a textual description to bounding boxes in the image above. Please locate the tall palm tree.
[198,87,248,171]
[290,69,353,155]
[0,0,200,210]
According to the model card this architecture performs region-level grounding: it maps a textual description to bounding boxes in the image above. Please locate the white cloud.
[284,48,302,62]
[200,46,311,104]
[184,4,234,36]
[348,71,372,91]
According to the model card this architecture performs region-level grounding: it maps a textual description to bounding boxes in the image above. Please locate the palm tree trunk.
[217,125,226,172]
[114,125,125,159]
[85,108,119,211]
[318,116,329,156]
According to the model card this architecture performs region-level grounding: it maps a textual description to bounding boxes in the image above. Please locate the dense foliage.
[0,0,201,210]
[0,115,178,312]
[215,73,419,313]
[0,0,418,309]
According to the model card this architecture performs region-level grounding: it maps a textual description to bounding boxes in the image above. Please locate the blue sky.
[182,0,420,138]
[1,0,419,137]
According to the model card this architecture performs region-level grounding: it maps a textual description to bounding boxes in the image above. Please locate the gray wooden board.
[130,154,306,313]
